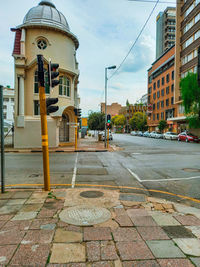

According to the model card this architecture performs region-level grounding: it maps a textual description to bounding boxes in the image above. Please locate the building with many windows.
[100,103,122,117]
[174,0,200,132]
[147,45,177,132]
[156,7,176,59]
[3,87,15,132]
[11,0,80,148]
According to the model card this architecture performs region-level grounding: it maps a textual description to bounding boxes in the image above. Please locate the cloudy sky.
[1,0,175,116]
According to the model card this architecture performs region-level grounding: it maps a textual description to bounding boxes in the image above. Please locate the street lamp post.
[104,65,116,148]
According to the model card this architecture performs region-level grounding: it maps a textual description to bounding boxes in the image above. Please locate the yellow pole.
[107,128,109,149]
[75,117,78,151]
[39,85,50,191]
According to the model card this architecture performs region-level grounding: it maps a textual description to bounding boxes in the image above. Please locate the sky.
[0,0,176,116]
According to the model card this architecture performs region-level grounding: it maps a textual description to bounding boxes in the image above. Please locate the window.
[157,113,159,120]
[157,102,160,109]
[162,77,165,85]
[148,87,152,94]
[161,89,164,96]
[153,93,156,100]
[11,98,14,102]
[161,112,164,119]
[157,91,160,98]
[166,99,169,106]
[153,114,155,120]
[3,98,9,102]
[34,70,50,94]
[3,105,6,110]
[148,95,151,103]
[161,100,164,108]
[166,86,170,94]
[37,39,47,50]
[59,76,71,97]
[153,82,156,90]
[195,13,200,24]
[171,84,174,92]
[195,30,200,40]
[157,80,160,88]
[172,71,174,80]
[153,104,155,110]
[183,36,193,49]
[3,113,6,119]
[166,74,170,83]
[171,97,174,104]
[34,100,40,115]
[149,76,152,83]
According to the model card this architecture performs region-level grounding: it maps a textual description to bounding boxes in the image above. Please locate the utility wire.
[109,0,160,80]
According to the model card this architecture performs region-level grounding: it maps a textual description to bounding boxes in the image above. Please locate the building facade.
[148,45,177,132]
[100,102,122,117]
[3,87,15,131]
[174,0,200,131]
[11,0,80,148]
[156,7,176,59]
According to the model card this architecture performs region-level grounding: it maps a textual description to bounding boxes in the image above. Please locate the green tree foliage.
[180,72,200,128]
[158,120,167,133]
[114,115,126,126]
[126,99,130,107]
[111,115,117,125]
[88,112,105,131]
[129,112,148,131]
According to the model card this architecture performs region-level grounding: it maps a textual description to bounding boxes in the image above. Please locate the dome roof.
[19,0,79,48]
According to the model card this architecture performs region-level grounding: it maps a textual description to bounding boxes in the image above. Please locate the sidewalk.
[5,136,116,153]
[0,187,200,266]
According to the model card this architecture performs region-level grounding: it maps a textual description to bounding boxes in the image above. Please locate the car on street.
[137,131,143,137]
[143,131,150,137]
[101,131,113,141]
[154,132,163,139]
[130,131,138,136]
[163,132,178,140]
[149,131,157,138]
[178,132,199,143]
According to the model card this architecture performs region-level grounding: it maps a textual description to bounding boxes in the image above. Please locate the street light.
[105,65,116,148]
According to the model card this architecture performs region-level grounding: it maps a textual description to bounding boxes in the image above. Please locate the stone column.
[16,75,25,127]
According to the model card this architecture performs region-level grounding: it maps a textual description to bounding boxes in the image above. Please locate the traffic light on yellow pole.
[37,55,50,191]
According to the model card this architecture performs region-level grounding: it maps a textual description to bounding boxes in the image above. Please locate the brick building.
[100,102,122,117]
[147,45,177,132]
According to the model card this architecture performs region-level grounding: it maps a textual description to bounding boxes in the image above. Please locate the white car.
[149,131,157,138]
[163,132,178,140]
[130,131,138,136]
[102,131,113,141]
[154,132,163,139]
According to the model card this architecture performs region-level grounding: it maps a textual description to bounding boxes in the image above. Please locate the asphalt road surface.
[2,133,200,207]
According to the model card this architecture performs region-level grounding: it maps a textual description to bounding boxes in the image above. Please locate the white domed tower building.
[11,0,80,148]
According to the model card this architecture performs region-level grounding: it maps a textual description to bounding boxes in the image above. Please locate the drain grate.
[183,168,200,172]
[59,205,111,226]
[80,190,104,198]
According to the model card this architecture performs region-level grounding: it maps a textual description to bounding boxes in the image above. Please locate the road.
[2,133,200,207]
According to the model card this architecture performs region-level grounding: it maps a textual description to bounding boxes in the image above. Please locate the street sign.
[67,122,79,126]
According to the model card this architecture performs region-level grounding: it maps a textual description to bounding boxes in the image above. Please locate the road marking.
[126,167,200,183]
[127,168,142,182]
[71,152,78,188]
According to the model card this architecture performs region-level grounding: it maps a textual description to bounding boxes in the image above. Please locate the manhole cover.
[59,205,111,226]
[183,168,200,172]
[80,190,104,198]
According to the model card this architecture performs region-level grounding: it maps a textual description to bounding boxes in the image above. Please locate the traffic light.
[48,63,59,88]
[107,114,111,123]
[74,108,82,123]
[106,122,111,129]
[46,98,59,114]
[198,46,200,87]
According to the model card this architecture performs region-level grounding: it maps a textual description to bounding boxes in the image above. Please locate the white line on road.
[72,152,78,188]
[126,167,200,183]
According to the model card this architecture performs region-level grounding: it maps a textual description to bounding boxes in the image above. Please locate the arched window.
[34,70,50,94]
[59,76,70,97]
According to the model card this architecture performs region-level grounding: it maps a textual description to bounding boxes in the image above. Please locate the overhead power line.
[109,0,160,80]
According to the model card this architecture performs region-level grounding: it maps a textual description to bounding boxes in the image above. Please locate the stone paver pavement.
[0,188,200,266]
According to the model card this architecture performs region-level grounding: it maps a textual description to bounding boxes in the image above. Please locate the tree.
[180,72,200,128]
[126,99,130,107]
[158,120,167,133]
[129,112,148,131]
[111,115,117,125]
[114,115,126,126]
[88,112,105,131]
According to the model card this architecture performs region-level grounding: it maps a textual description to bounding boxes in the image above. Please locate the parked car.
[154,132,163,139]
[137,131,143,137]
[130,131,137,136]
[178,132,199,143]
[143,131,150,137]
[149,131,157,138]
[101,131,113,141]
[163,132,178,140]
